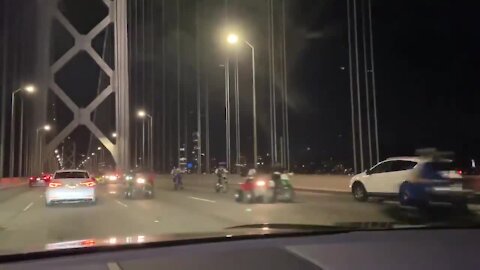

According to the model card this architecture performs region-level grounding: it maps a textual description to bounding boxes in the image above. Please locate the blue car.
[399,161,473,210]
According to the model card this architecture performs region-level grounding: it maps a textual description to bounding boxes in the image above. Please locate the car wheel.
[352,182,368,202]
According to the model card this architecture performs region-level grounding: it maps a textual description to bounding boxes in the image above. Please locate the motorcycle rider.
[271,166,285,199]
[247,167,257,177]
[214,166,228,185]
[171,166,183,189]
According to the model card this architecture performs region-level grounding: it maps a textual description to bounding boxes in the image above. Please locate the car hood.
[0,222,465,261]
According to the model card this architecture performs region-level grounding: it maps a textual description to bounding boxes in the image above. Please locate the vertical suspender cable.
[368,0,380,163]
[176,0,181,166]
[361,0,372,167]
[0,0,9,177]
[353,0,364,172]
[150,0,155,171]
[271,0,277,165]
[282,0,290,170]
[196,1,202,173]
[347,0,358,173]
[161,0,167,172]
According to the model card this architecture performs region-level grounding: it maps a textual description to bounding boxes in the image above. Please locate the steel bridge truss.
[43,0,130,171]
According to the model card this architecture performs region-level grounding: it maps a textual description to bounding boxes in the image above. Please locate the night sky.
[2,0,480,173]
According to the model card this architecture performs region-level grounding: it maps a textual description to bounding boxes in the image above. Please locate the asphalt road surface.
[0,176,479,254]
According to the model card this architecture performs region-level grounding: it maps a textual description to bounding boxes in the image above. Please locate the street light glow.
[112,132,117,138]
[137,110,146,118]
[227,33,239,44]
[97,147,102,150]
[54,149,58,154]
[91,153,95,156]
[24,85,36,93]
[43,125,51,131]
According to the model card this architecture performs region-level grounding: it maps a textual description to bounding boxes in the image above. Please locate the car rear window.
[54,171,89,179]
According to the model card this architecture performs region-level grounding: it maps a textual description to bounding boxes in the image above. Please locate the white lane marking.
[188,196,216,203]
[154,220,160,223]
[245,208,252,212]
[383,200,399,205]
[115,200,128,208]
[23,202,34,212]
[107,262,122,270]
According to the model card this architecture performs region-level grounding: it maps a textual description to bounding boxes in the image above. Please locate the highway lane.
[0,177,479,254]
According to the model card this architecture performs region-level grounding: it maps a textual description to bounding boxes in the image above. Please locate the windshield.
[1,0,480,256]
[54,171,89,179]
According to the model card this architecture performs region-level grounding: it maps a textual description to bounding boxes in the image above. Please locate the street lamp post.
[227,35,257,168]
[36,124,50,173]
[137,110,154,171]
[9,85,35,177]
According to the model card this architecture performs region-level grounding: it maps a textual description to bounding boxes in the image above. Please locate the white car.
[349,157,461,201]
[45,170,97,206]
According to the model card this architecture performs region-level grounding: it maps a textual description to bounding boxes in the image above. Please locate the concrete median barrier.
[0,177,29,203]
[155,174,351,193]
[0,177,27,190]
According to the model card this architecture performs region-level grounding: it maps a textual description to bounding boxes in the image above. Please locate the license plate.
[66,185,77,189]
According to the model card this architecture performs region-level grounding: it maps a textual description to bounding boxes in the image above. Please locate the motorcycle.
[235,176,294,203]
[215,174,228,193]
[124,173,154,199]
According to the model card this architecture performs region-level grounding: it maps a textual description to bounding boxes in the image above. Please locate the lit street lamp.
[226,34,258,168]
[111,132,117,138]
[137,109,153,170]
[227,33,239,44]
[36,124,51,173]
[9,84,36,177]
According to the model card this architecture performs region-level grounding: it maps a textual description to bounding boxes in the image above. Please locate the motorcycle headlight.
[136,178,146,184]
[255,180,266,187]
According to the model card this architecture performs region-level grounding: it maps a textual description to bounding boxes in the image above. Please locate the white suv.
[349,157,460,201]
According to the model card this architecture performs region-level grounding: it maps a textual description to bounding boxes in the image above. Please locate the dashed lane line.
[188,196,216,203]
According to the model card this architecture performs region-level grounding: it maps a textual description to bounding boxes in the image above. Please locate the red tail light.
[29,177,34,181]
[80,239,96,247]
[49,181,62,188]
[457,170,463,175]
[80,180,96,187]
